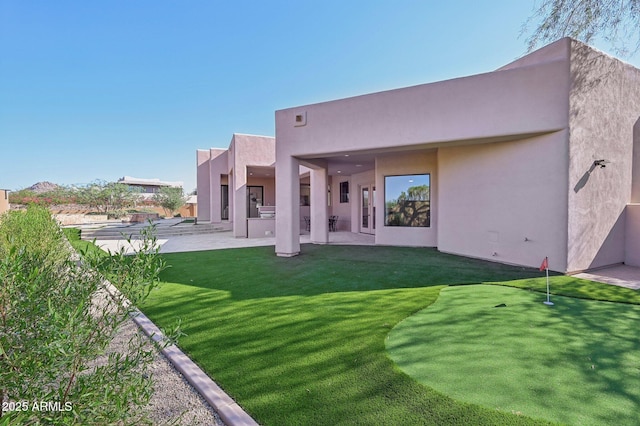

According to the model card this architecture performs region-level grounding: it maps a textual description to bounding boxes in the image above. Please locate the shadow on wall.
[587,210,626,270]
[574,161,603,193]
[569,40,623,124]
[633,117,640,202]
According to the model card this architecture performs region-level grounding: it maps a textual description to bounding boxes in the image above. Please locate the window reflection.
[384,174,430,227]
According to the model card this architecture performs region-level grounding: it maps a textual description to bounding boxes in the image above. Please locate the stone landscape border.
[131,311,260,426]
[102,281,259,426]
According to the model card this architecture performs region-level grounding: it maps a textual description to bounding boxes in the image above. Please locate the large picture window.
[384,174,430,227]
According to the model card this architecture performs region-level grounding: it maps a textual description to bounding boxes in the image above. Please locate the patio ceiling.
[294,130,555,177]
[246,154,377,178]
[255,135,540,178]
[247,166,274,178]
[325,153,376,176]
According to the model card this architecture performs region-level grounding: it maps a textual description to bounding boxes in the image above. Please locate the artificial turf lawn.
[387,284,640,426]
[63,227,109,259]
[138,244,639,425]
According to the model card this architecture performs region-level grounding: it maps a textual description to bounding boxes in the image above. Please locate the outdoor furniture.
[304,215,338,231]
[329,215,338,232]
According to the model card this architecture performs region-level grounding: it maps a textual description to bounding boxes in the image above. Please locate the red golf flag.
[539,257,548,271]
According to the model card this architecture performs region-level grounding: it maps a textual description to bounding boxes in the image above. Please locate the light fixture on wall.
[593,159,610,168]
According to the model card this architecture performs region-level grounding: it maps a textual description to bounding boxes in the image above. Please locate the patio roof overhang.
[294,130,557,177]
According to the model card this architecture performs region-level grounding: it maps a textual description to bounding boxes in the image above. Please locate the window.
[247,186,263,218]
[339,181,349,203]
[300,184,310,206]
[384,174,430,227]
[221,185,229,220]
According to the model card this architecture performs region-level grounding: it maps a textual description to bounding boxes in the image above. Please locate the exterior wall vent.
[294,111,307,127]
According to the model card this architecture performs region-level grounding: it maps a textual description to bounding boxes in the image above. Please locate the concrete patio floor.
[93,230,375,255]
[574,264,640,290]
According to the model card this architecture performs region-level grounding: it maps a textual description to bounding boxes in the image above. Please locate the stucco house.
[274,38,640,273]
[117,176,183,199]
[0,189,9,215]
[197,134,280,238]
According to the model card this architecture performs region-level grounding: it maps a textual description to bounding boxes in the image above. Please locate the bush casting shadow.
[388,285,640,425]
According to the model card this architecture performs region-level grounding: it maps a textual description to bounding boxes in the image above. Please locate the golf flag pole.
[540,256,554,306]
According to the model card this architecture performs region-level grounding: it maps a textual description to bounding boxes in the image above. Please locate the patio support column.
[310,166,329,244]
[233,167,247,238]
[276,155,301,257]
[196,150,211,223]
[209,172,221,223]
[228,171,234,226]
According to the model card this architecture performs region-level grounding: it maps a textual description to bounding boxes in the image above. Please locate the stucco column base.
[276,251,300,257]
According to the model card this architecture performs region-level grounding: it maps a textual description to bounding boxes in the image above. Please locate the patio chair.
[329,215,338,232]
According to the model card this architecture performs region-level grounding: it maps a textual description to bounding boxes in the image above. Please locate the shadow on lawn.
[143,246,576,425]
[388,285,640,425]
[157,244,546,300]
[144,283,536,425]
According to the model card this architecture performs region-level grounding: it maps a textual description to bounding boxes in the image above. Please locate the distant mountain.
[28,182,60,194]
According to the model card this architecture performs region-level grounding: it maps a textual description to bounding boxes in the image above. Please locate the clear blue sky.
[2,1,638,193]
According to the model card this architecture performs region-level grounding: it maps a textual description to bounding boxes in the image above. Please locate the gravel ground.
[111,318,226,426]
[66,236,228,425]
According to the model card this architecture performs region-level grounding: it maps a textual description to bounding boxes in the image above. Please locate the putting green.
[386,284,640,426]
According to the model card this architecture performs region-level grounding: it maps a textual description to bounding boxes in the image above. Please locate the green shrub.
[0,206,166,425]
[62,227,81,242]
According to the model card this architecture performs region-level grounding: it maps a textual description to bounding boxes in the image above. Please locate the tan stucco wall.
[438,133,569,270]
[208,150,229,223]
[275,40,571,258]
[375,150,438,247]
[275,154,301,256]
[197,134,275,237]
[498,38,570,72]
[275,55,569,158]
[230,134,275,238]
[270,38,640,271]
[632,119,640,202]
[196,148,226,223]
[0,190,10,215]
[625,204,640,267]
[566,40,640,272]
[329,176,351,231]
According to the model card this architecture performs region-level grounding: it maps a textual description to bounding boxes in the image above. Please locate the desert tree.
[76,180,140,216]
[152,187,186,217]
[524,0,640,55]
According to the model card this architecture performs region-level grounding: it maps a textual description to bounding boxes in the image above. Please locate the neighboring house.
[0,189,9,215]
[197,134,279,238]
[117,176,183,200]
[179,195,197,218]
[274,38,640,273]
